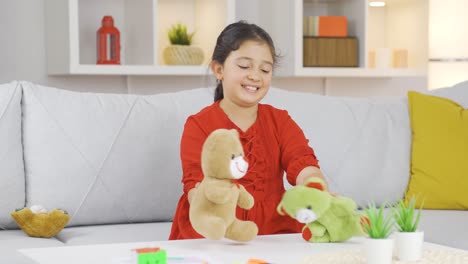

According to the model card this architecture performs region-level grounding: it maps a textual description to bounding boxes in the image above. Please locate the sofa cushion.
[418,209,468,250]
[406,91,468,209]
[0,81,25,230]
[429,80,468,108]
[264,88,411,207]
[0,230,64,264]
[21,82,213,226]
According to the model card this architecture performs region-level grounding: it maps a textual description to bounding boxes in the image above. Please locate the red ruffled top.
[169,101,319,240]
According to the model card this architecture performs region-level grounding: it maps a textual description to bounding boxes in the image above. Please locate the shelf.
[294,67,426,78]
[366,0,428,72]
[45,0,234,75]
[61,65,211,76]
[296,0,367,75]
[45,0,427,78]
[261,0,427,78]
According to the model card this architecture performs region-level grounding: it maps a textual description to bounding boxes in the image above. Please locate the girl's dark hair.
[212,21,278,102]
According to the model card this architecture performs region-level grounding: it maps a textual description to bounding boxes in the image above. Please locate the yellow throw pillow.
[406,91,468,209]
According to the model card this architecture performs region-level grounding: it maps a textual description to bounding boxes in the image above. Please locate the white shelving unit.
[45,0,427,78]
[264,0,427,78]
[45,0,234,76]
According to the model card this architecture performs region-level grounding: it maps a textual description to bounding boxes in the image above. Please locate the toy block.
[133,247,167,264]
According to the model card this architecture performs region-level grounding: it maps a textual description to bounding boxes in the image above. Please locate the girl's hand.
[297,169,339,196]
[296,166,328,189]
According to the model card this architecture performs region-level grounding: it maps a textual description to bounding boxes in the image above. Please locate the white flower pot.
[395,231,424,261]
[365,238,394,264]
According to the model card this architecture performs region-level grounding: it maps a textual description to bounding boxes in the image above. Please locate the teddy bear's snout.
[230,156,248,179]
[296,209,317,224]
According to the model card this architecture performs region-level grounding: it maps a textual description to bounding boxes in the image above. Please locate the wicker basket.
[163,45,204,65]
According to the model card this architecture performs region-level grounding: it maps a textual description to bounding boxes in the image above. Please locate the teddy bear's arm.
[188,182,200,204]
[237,185,254,209]
[204,185,233,204]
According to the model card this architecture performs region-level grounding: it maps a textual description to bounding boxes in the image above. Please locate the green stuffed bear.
[277,178,366,242]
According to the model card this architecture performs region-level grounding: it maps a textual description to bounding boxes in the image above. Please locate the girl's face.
[212,40,274,107]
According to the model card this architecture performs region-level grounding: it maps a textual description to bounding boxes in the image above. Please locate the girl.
[169,21,327,240]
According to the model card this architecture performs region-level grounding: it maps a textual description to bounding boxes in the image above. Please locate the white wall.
[0,0,427,96]
[0,0,128,93]
[428,0,468,90]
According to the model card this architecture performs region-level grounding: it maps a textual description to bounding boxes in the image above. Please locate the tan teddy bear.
[11,205,70,238]
[189,128,258,242]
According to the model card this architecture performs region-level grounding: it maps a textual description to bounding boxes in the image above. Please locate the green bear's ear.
[276,202,286,215]
[304,177,326,191]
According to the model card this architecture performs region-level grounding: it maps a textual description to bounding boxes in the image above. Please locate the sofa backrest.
[21,82,213,226]
[0,81,25,229]
[264,88,412,207]
[429,80,468,108]
[18,82,413,226]
[16,80,468,227]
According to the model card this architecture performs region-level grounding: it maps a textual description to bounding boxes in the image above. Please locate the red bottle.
[97,16,120,64]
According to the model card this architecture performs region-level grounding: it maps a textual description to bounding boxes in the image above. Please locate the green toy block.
[138,249,167,264]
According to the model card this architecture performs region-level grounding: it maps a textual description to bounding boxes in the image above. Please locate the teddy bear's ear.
[229,129,239,137]
[276,203,287,216]
[305,181,325,191]
[304,178,326,191]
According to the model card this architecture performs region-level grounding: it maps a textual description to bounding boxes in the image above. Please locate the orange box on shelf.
[319,16,347,37]
[303,16,347,37]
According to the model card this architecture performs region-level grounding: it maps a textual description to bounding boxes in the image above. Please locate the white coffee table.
[18,234,467,264]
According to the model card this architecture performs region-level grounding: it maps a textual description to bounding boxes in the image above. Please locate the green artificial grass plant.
[363,201,394,239]
[393,196,424,232]
[168,23,194,45]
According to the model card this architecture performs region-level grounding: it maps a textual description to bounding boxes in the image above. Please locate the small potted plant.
[163,23,204,65]
[362,201,394,264]
[393,196,424,261]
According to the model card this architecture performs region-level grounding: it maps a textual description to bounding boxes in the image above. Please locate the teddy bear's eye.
[231,154,235,160]
[307,205,312,210]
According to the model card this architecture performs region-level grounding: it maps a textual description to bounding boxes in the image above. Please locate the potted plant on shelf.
[362,201,394,264]
[393,196,424,261]
[163,23,204,65]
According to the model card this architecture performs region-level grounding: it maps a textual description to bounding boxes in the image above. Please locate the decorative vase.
[395,231,424,261]
[96,16,120,64]
[163,45,204,65]
[364,238,394,264]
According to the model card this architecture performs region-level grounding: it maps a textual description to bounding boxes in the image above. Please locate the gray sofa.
[1,81,467,263]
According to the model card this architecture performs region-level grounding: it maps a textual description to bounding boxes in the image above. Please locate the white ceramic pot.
[374,48,392,69]
[365,237,394,264]
[395,231,424,261]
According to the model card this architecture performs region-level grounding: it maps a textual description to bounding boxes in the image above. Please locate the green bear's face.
[277,185,331,224]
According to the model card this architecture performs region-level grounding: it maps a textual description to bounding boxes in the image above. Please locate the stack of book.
[303,16,358,67]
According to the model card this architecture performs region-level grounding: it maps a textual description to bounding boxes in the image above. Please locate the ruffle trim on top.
[237,127,269,201]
